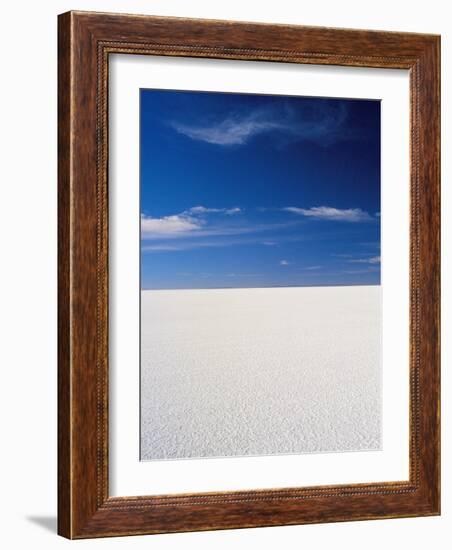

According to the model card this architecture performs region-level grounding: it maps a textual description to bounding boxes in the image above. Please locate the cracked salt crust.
[140,285,381,461]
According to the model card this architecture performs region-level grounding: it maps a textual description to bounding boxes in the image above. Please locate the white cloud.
[140,213,202,238]
[347,256,381,264]
[141,205,244,240]
[172,118,282,146]
[280,260,290,266]
[283,206,373,222]
[170,102,348,147]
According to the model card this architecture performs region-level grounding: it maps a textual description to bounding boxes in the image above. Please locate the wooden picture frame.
[58,10,440,539]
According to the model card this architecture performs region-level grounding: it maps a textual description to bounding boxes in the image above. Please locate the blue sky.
[140,89,380,289]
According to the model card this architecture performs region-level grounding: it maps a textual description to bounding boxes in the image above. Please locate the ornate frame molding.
[58,11,440,538]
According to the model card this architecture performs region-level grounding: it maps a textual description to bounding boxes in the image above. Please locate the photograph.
[139,89,382,461]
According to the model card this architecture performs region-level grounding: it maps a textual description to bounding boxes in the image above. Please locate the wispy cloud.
[142,237,250,252]
[187,206,241,215]
[170,102,349,147]
[280,260,290,266]
[301,265,321,271]
[226,273,261,278]
[141,205,297,247]
[283,206,373,222]
[342,267,380,274]
[347,256,381,264]
[224,207,242,215]
[172,118,281,146]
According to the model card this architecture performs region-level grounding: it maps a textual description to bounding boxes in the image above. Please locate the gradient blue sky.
[140,89,380,289]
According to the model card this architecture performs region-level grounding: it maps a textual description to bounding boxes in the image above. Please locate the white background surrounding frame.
[109,54,410,497]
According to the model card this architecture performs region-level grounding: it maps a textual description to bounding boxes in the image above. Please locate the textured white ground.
[141,286,381,460]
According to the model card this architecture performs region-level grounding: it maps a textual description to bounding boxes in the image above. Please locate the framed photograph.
[58,11,440,539]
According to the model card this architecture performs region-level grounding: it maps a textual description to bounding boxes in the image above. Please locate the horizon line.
[141,283,381,291]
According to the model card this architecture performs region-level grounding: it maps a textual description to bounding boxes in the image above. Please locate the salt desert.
[140,285,381,460]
